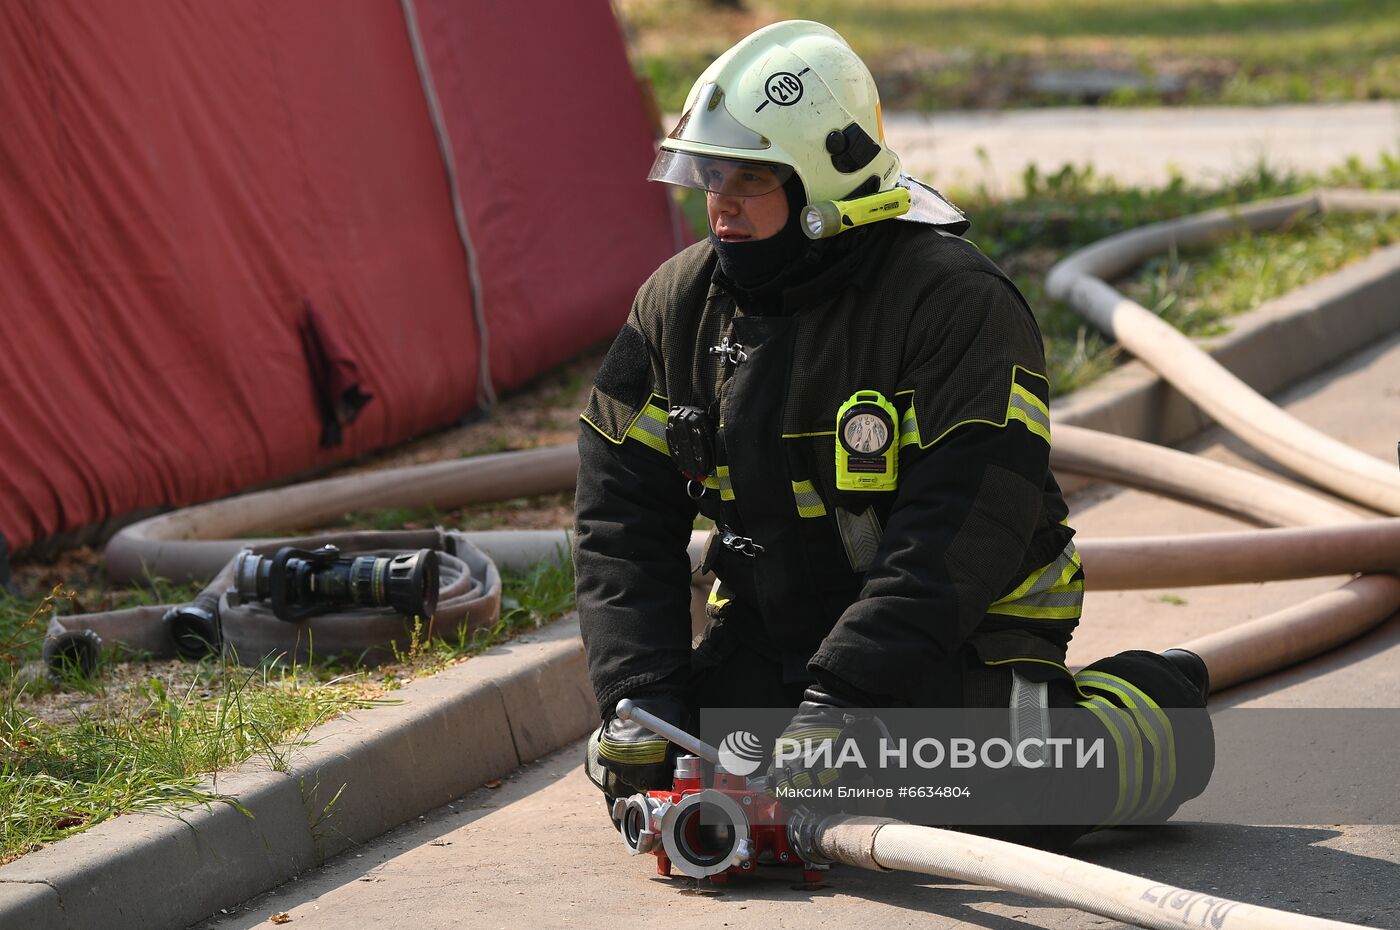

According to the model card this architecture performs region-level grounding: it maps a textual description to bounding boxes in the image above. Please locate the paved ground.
[195,333,1400,929]
[883,102,1400,192]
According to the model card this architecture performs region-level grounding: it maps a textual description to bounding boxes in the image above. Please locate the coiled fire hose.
[44,529,503,675]
[41,189,1394,927]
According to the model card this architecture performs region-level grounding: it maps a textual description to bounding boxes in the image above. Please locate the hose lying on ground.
[104,445,580,584]
[1046,188,1400,516]
[806,814,1365,930]
[1051,423,1359,528]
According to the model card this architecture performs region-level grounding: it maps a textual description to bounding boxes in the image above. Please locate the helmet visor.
[647,150,795,197]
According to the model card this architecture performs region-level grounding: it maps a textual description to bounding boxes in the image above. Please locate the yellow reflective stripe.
[1078,696,1141,827]
[1077,677,1167,820]
[1078,699,1129,826]
[988,541,1084,620]
[896,366,1051,451]
[1084,694,1144,827]
[706,579,730,610]
[791,479,828,518]
[598,736,668,765]
[712,465,735,500]
[624,402,669,455]
[1008,382,1051,445]
[701,465,735,500]
[991,542,1077,604]
[1076,671,1177,820]
[898,404,922,449]
[987,601,1082,621]
[817,767,841,787]
[582,391,670,447]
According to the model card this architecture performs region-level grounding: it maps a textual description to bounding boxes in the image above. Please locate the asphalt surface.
[883,101,1400,191]
[194,333,1400,929]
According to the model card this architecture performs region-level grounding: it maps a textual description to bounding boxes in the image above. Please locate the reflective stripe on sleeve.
[896,365,1051,451]
[988,540,1084,621]
[791,479,828,518]
[899,404,922,449]
[1008,382,1051,445]
[624,401,670,455]
[702,465,735,500]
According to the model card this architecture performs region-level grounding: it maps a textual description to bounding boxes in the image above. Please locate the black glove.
[585,694,689,802]
[769,685,877,800]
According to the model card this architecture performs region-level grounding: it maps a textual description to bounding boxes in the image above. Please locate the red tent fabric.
[0,0,677,556]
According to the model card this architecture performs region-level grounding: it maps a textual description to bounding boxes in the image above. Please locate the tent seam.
[399,0,496,412]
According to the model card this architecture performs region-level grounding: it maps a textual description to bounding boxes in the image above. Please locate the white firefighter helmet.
[648,20,900,206]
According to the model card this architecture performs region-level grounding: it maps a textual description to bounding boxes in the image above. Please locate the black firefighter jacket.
[574,220,1081,717]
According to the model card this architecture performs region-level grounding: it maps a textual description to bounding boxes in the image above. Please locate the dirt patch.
[334,345,605,475]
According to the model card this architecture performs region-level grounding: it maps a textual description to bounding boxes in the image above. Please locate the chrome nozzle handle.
[614,698,720,764]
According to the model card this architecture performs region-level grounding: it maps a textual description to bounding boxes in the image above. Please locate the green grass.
[617,0,1400,112]
[1123,211,1400,338]
[0,557,576,864]
[960,153,1400,394]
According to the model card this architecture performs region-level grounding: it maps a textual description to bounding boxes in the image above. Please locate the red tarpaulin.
[0,0,677,556]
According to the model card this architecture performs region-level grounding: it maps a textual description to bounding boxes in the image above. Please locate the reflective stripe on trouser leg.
[1076,694,1144,827]
[1075,670,1177,821]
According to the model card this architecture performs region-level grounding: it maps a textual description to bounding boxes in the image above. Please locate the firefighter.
[576,20,1212,841]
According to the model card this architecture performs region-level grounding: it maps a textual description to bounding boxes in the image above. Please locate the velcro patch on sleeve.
[581,324,656,443]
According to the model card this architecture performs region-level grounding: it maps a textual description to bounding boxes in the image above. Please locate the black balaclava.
[708,173,810,291]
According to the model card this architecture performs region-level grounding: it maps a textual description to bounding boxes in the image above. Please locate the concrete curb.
[0,617,595,930]
[1,243,1397,930]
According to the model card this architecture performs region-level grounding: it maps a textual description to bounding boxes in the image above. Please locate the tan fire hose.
[804,814,1363,930]
[1046,188,1400,515]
